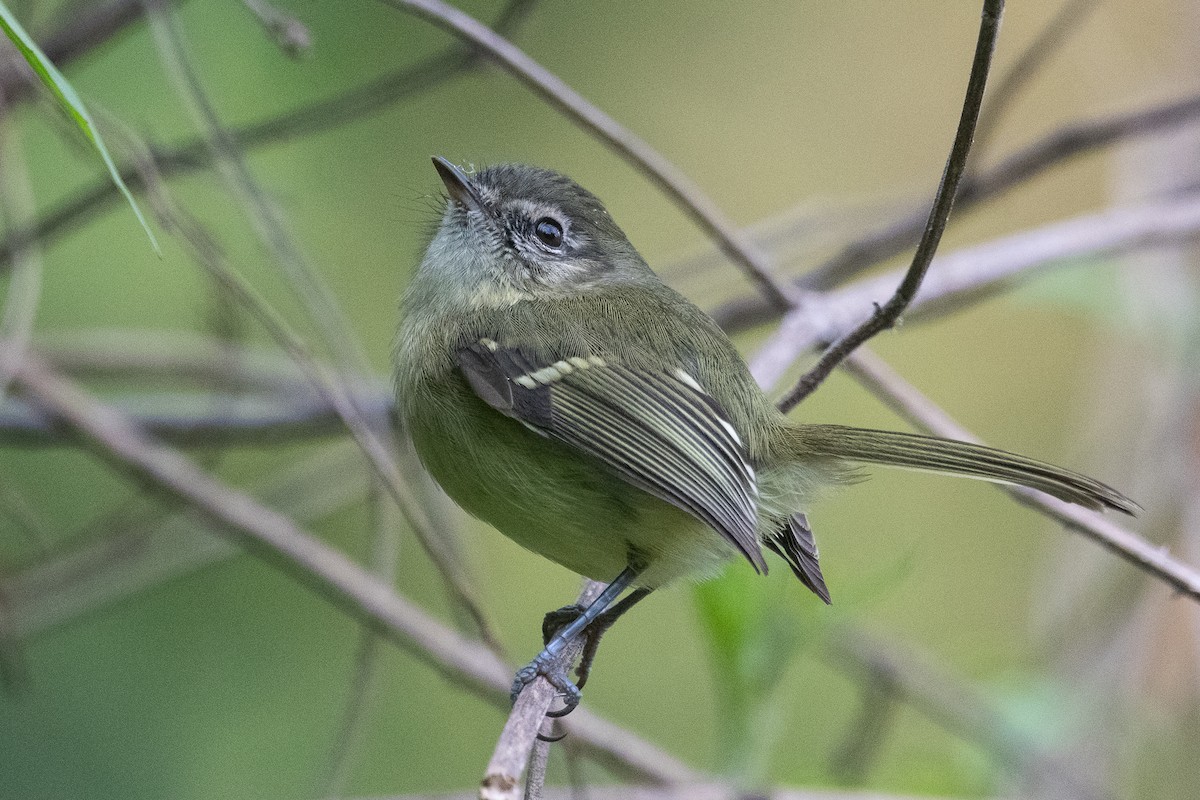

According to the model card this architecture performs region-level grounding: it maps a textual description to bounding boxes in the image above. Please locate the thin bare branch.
[524,730,551,800]
[10,351,698,785]
[8,442,369,638]
[376,0,792,310]
[841,348,1200,602]
[750,191,1200,389]
[709,91,1200,332]
[0,386,388,447]
[34,329,324,389]
[485,581,607,800]
[777,0,1004,412]
[144,0,369,375]
[321,484,401,798]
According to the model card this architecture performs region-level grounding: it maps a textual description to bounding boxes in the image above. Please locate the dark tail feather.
[792,424,1139,515]
[764,513,832,604]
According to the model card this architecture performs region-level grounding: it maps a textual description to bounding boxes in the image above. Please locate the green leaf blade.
[0,2,160,254]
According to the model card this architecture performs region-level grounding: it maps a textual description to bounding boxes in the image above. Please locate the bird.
[394,156,1137,710]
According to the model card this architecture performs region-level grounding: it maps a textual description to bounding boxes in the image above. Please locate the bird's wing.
[457,338,765,573]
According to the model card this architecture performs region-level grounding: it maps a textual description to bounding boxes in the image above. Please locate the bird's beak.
[432,156,485,213]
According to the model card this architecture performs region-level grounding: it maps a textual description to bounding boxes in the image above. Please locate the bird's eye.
[533,217,564,249]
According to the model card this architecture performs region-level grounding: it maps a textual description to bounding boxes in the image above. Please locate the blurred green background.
[1,1,1197,798]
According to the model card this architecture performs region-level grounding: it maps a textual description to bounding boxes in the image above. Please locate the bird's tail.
[785,424,1138,515]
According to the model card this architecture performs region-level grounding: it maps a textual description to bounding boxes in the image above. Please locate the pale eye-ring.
[533,217,564,249]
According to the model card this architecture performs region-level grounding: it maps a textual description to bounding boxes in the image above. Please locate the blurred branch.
[0,386,388,446]
[970,0,1098,162]
[7,441,369,638]
[0,92,42,400]
[840,348,1200,602]
[0,0,537,269]
[828,657,900,785]
[798,95,1200,294]
[238,0,311,58]
[712,89,1200,331]
[377,0,793,310]
[321,484,401,798]
[32,329,325,389]
[362,786,1012,799]
[10,350,698,786]
[750,190,1200,389]
[0,0,142,106]
[830,626,1106,800]
[776,0,1003,412]
[144,0,369,375]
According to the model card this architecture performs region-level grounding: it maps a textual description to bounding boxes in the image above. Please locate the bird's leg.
[540,587,653,690]
[537,588,653,721]
[511,566,641,711]
[537,588,653,724]
[572,588,652,692]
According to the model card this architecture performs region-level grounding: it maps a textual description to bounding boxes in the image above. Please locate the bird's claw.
[509,653,583,714]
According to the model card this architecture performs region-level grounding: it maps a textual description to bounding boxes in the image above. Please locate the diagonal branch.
[10,349,699,786]
[841,348,1200,601]
[777,0,1004,413]
[969,0,1099,163]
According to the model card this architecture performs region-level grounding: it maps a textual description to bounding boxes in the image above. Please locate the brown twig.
[376,0,792,310]
[483,583,605,800]
[777,0,1004,413]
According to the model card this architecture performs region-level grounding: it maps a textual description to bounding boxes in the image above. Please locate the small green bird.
[395,157,1136,709]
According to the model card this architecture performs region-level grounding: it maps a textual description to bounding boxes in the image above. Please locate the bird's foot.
[510,651,582,714]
